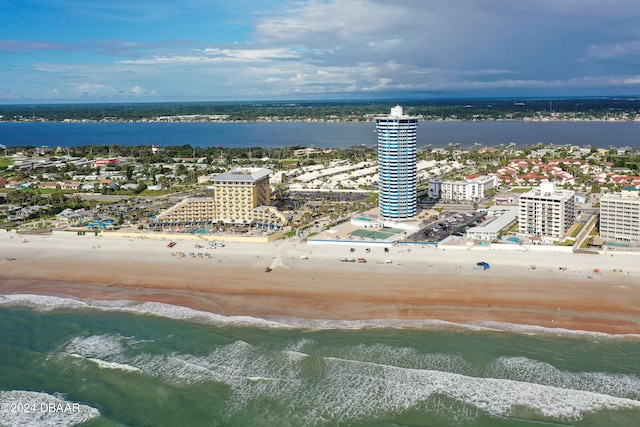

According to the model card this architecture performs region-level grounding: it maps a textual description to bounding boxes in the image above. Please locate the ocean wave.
[65,334,127,358]
[1,293,639,339]
[56,334,640,424]
[327,343,470,374]
[472,320,640,339]
[65,353,142,373]
[0,390,99,427]
[318,355,640,422]
[49,335,144,375]
[487,356,640,400]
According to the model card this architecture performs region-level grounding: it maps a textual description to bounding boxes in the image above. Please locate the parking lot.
[407,211,485,242]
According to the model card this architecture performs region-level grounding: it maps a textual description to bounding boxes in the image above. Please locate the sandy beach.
[1,230,639,335]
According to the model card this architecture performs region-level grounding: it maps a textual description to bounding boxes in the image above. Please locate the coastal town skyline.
[2,111,640,425]
[2,0,640,103]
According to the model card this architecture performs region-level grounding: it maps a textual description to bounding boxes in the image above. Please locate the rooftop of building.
[212,167,272,182]
[520,182,575,200]
[601,187,640,200]
[431,175,497,185]
[467,206,519,234]
[376,105,418,120]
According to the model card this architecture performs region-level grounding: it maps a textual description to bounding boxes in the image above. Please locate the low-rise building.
[467,206,519,241]
[428,175,498,201]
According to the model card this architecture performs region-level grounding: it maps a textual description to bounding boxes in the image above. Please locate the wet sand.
[1,231,638,334]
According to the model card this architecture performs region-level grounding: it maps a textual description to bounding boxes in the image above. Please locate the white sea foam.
[66,353,142,373]
[54,335,144,374]
[330,343,470,374]
[56,335,640,423]
[487,356,640,400]
[313,355,640,422]
[0,390,99,427]
[285,338,315,353]
[65,335,126,359]
[0,294,91,311]
[473,320,640,339]
[3,293,639,339]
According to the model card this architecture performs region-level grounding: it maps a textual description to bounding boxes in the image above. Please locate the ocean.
[1,121,639,149]
[0,295,639,427]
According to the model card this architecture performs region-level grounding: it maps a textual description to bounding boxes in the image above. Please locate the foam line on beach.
[2,293,639,339]
[0,390,100,427]
[472,320,640,338]
[55,334,640,423]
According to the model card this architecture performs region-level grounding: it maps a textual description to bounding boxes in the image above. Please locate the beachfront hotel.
[518,182,575,240]
[151,168,287,229]
[211,168,271,223]
[599,186,640,244]
[376,105,418,219]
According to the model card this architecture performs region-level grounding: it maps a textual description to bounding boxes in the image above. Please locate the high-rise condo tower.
[376,105,418,219]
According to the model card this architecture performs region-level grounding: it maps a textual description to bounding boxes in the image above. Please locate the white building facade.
[467,206,519,241]
[428,175,498,201]
[518,182,575,240]
[599,187,640,244]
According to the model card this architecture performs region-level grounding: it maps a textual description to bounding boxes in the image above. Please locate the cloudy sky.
[1,0,639,103]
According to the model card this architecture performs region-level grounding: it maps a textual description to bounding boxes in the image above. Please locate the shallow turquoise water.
[0,297,639,427]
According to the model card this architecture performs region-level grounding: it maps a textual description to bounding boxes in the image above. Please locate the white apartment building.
[599,187,640,244]
[518,182,575,240]
[428,175,498,201]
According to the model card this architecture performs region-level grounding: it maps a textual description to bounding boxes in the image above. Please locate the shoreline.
[1,231,639,335]
[2,292,639,339]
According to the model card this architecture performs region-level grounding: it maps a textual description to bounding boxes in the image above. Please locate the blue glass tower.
[376,105,418,219]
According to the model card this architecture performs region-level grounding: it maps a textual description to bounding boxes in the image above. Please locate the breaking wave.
[54,334,640,424]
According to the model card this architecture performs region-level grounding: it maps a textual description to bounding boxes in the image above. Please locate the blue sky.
[1,0,639,103]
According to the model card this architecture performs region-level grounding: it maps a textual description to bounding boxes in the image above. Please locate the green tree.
[125,165,135,180]
[134,182,147,194]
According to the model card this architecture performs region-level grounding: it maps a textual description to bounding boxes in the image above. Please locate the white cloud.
[119,47,301,65]
[4,0,640,101]
[203,47,301,61]
[73,82,115,96]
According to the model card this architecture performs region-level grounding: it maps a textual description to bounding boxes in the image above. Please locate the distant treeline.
[1,98,639,122]
[8,143,375,164]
